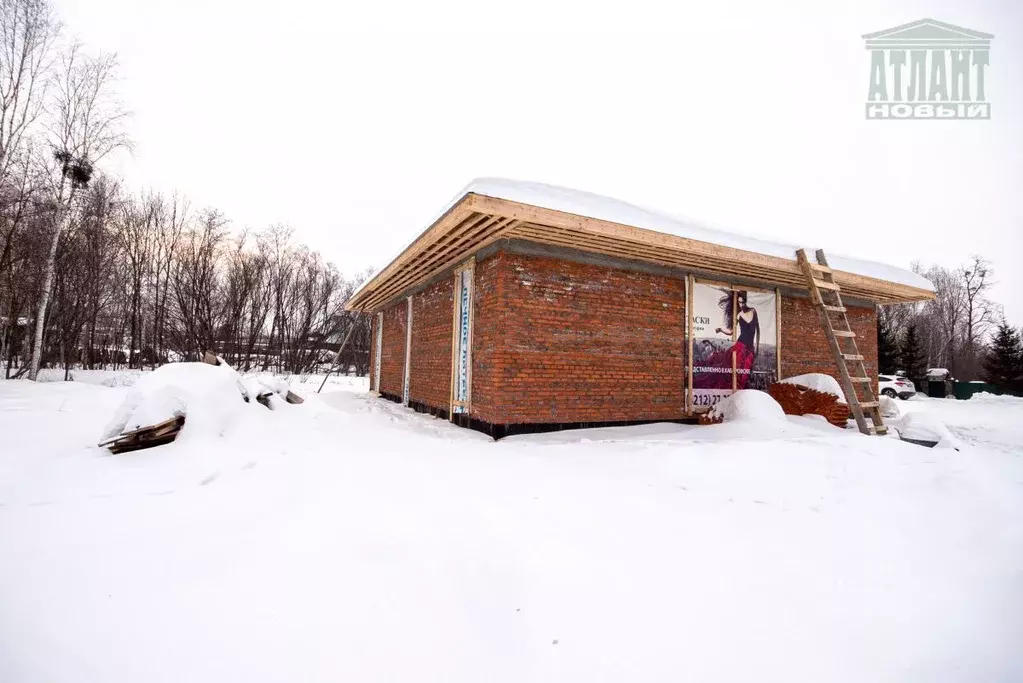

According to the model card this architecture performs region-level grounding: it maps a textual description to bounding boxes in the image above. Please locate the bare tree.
[0,0,58,183]
[169,208,227,359]
[27,43,128,379]
[959,256,999,377]
[114,193,155,368]
[149,192,185,366]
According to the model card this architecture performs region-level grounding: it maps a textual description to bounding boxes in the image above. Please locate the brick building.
[347,179,934,438]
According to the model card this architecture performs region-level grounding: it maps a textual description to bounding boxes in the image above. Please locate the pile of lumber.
[99,351,305,454]
[768,382,850,428]
[99,416,186,454]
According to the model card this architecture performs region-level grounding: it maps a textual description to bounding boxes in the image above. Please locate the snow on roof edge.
[466,178,934,292]
[351,177,934,302]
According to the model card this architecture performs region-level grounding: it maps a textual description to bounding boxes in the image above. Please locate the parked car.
[879,375,916,399]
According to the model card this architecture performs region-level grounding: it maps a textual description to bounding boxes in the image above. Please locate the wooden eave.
[345,193,935,312]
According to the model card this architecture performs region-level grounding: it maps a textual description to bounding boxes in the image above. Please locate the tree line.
[1,0,1017,389]
[877,255,1022,393]
[0,0,371,379]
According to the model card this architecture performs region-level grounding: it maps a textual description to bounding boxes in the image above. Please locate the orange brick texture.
[779,295,878,385]
[408,277,454,412]
[470,251,687,425]
[378,297,408,399]
[370,247,879,430]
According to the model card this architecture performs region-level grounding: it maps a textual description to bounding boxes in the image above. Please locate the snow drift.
[100,361,251,443]
[879,395,901,418]
[2,375,1022,682]
[780,373,846,403]
[708,389,786,423]
[897,412,959,449]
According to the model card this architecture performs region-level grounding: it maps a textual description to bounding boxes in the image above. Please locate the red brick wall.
[780,295,878,385]
[409,277,454,411]
[471,251,686,424]
[369,249,879,426]
[379,298,408,398]
[471,254,504,422]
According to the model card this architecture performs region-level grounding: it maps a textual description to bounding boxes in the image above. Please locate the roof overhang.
[346,193,935,312]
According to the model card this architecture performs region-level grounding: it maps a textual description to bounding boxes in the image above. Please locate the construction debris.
[99,354,305,453]
[768,382,851,428]
[99,416,186,454]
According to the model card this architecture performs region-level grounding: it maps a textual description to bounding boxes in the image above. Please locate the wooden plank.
[822,305,847,312]
[348,199,475,310]
[849,377,871,383]
[832,330,856,338]
[362,214,505,309]
[470,195,935,302]
[403,294,413,406]
[842,354,864,361]
[362,227,509,312]
[514,225,809,291]
[464,258,476,414]
[797,249,871,435]
[360,212,504,310]
[348,193,937,312]
[814,279,841,291]
[687,274,694,416]
[775,287,782,382]
[448,271,460,421]
[510,223,910,307]
[816,248,887,434]
[514,223,910,305]
[731,290,738,392]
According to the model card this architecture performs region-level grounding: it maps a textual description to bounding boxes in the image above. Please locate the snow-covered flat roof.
[462,178,933,292]
[348,178,935,311]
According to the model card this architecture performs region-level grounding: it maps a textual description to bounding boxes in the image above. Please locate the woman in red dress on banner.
[713,290,760,390]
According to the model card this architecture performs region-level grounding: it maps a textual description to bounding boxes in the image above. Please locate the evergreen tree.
[902,323,928,391]
[877,310,901,375]
[982,322,1023,390]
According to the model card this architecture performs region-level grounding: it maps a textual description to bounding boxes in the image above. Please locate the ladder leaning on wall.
[795,248,887,436]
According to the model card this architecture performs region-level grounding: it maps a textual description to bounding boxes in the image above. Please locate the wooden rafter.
[347,193,935,311]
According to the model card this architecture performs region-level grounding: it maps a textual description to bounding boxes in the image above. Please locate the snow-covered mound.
[969,391,1023,403]
[779,373,846,403]
[897,412,958,449]
[101,361,250,443]
[240,375,298,410]
[879,395,901,418]
[709,389,786,423]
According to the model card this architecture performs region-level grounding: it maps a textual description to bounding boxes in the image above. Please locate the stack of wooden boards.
[99,415,186,454]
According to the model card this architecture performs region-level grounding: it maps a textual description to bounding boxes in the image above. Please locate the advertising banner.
[453,268,472,414]
[742,290,778,391]
[691,283,778,408]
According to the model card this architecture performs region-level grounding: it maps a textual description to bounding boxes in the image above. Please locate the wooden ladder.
[795,248,887,436]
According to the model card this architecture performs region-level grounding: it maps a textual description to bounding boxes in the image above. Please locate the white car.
[879,374,916,400]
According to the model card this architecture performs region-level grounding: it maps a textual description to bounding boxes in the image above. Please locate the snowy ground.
[1,375,1021,683]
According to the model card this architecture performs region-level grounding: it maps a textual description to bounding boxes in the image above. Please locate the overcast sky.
[54,0,1022,324]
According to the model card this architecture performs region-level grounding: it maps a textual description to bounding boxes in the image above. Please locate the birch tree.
[27,43,128,379]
